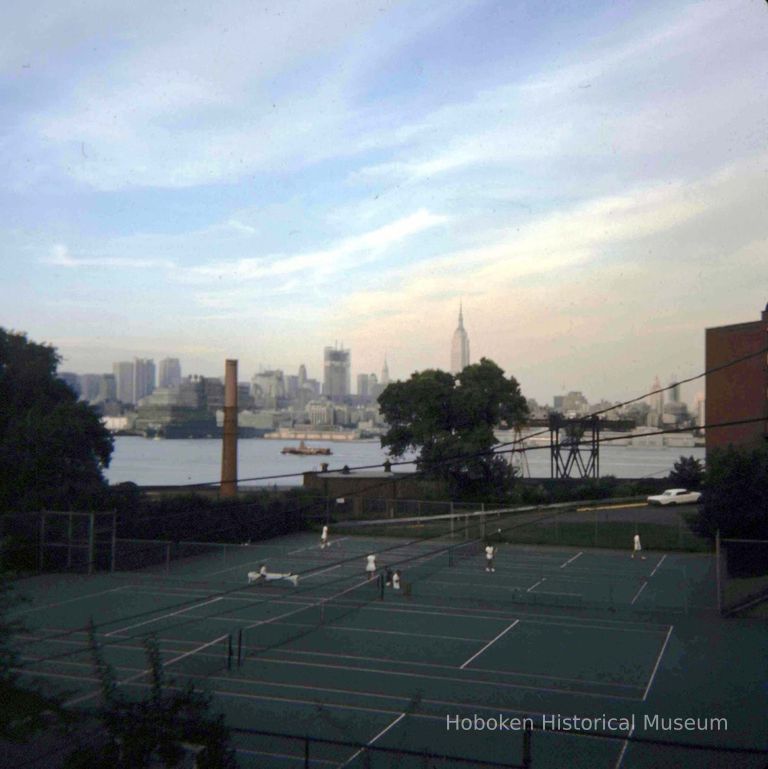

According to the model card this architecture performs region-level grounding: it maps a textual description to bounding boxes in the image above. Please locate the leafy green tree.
[0,329,113,512]
[668,455,704,489]
[378,358,528,497]
[693,445,768,539]
[64,626,236,769]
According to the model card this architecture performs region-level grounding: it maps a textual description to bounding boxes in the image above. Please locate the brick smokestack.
[220,359,238,498]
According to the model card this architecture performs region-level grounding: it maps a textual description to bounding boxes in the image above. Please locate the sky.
[1,0,766,406]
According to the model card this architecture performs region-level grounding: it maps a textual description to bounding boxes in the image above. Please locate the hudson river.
[105,436,705,487]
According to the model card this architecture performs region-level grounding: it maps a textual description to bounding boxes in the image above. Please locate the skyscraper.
[133,358,156,402]
[158,357,182,388]
[113,361,135,404]
[450,304,470,374]
[381,355,390,386]
[323,344,350,403]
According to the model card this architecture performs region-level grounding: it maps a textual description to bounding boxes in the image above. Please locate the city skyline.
[1,2,766,407]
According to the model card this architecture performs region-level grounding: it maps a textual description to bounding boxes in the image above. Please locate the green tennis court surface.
[10,530,767,768]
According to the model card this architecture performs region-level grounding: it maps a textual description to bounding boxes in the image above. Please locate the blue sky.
[1,0,766,405]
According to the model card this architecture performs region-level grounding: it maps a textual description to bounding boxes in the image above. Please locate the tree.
[378,358,528,497]
[692,444,768,539]
[668,455,704,489]
[64,626,236,769]
[0,329,113,512]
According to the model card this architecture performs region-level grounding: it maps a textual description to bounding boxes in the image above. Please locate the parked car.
[647,488,702,506]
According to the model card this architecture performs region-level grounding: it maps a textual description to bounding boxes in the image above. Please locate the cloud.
[43,243,173,269]
[182,208,447,284]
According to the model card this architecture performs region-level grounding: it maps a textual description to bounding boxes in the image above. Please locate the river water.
[105,436,705,487]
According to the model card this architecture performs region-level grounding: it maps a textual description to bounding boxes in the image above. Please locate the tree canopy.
[0,329,113,512]
[693,444,768,539]
[378,358,528,497]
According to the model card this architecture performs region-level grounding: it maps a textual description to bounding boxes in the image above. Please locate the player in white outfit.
[632,534,646,560]
[320,525,329,549]
[365,553,377,580]
[248,565,299,586]
[485,544,496,572]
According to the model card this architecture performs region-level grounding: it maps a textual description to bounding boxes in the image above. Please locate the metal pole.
[88,513,95,574]
[522,723,532,768]
[67,513,73,569]
[304,737,310,769]
[39,513,46,572]
[165,543,171,574]
[110,512,116,573]
[237,628,243,666]
[715,530,722,615]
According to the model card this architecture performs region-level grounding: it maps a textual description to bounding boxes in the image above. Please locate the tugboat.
[281,440,332,456]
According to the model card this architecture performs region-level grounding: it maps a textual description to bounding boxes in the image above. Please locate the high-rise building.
[668,375,681,404]
[381,356,390,386]
[98,373,117,403]
[158,357,182,388]
[113,361,135,404]
[323,345,350,403]
[133,358,156,402]
[357,373,370,399]
[79,374,102,402]
[450,304,470,374]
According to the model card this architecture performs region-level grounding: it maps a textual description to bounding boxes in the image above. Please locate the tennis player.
[365,553,377,580]
[248,565,300,586]
[632,534,646,560]
[485,544,496,572]
[392,570,401,590]
[320,524,329,549]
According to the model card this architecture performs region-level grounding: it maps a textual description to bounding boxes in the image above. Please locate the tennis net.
[237,576,382,665]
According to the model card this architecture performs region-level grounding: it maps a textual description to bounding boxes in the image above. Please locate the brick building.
[705,303,768,453]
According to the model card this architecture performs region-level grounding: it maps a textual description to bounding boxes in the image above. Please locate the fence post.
[237,628,243,666]
[715,530,722,615]
[522,723,532,768]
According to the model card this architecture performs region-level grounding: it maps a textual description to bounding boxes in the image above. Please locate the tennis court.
[10,523,768,768]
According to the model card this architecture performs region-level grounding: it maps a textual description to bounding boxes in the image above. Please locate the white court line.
[560,552,583,568]
[650,554,667,577]
[643,625,673,701]
[65,633,229,706]
[630,582,648,606]
[614,725,634,768]
[460,620,519,670]
[104,596,223,637]
[339,712,406,768]
[13,584,129,614]
[526,580,543,593]
[19,633,645,691]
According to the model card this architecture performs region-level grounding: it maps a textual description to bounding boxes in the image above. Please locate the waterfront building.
[79,374,102,402]
[113,361,135,404]
[133,358,156,402]
[158,357,182,388]
[450,304,470,374]
[323,344,351,403]
[252,369,285,409]
[307,398,335,426]
[705,303,768,452]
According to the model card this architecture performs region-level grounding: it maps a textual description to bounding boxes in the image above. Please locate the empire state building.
[450,305,470,373]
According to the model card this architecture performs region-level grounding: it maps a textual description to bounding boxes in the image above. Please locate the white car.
[646,488,702,506]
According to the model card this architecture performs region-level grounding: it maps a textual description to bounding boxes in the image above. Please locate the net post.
[237,629,243,667]
[227,634,233,671]
[522,722,533,768]
[378,574,384,600]
[715,530,722,615]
